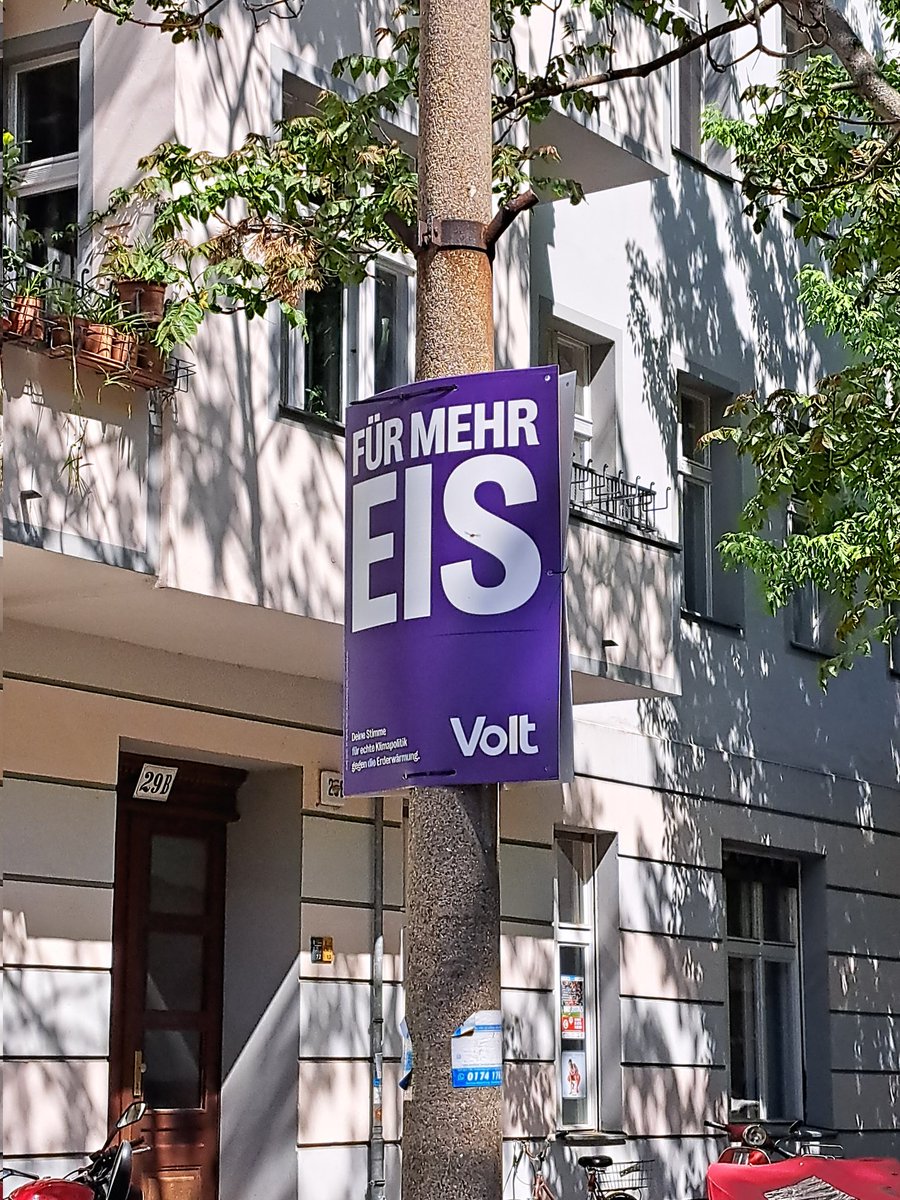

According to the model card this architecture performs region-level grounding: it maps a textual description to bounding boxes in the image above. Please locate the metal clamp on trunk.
[418,216,488,254]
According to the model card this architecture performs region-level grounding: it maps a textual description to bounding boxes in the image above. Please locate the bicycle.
[578,1154,651,1200]
[512,1136,557,1200]
[511,1136,651,1200]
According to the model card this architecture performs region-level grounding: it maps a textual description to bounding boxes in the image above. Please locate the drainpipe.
[369,795,385,1200]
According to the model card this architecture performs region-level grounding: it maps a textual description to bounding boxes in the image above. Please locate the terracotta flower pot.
[115,280,167,322]
[50,316,86,350]
[110,330,138,367]
[82,321,116,359]
[8,295,45,340]
[137,341,166,376]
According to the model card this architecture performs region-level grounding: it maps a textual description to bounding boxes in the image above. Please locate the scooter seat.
[579,1156,613,1170]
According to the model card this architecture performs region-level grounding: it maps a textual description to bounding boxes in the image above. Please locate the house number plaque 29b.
[133,763,179,801]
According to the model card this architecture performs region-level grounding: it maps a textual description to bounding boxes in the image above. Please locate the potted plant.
[48,280,87,351]
[100,235,178,322]
[78,291,130,365]
[5,263,50,341]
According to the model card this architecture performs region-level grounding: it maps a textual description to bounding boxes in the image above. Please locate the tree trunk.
[401,0,502,1197]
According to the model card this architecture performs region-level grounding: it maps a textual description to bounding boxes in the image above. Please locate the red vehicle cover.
[8,1182,94,1200]
[708,1157,900,1200]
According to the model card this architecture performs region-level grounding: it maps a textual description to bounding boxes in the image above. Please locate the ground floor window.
[555,831,618,1129]
[724,851,803,1119]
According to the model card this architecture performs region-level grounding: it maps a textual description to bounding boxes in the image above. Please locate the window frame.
[279,256,415,429]
[885,602,900,677]
[5,51,81,272]
[788,505,839,656]
[670,0,704,160]
[554,832,601,1132]
[548,327,595,466]
[370,257,415,397]
[678,386,714,617]
[543,312,618,475]
[724,852,804,1122]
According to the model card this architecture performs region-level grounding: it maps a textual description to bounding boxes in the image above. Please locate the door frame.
[108,752,246,1200]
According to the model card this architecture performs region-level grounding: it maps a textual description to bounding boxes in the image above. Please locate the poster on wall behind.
[560,974,585,1037]
[561,1050,587,1100]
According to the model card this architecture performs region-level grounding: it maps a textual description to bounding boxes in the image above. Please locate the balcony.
[567,462,679,701]
[3,267,193,569]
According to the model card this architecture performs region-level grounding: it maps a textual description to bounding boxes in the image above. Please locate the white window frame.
[724,854,804,1121]
[5,51,80,269]
[679,387,714,617]
[282,255,415,425]
[362,254,416,398]
[282,281,358,423]
[549,328,594,466]
[555,832,601,1132]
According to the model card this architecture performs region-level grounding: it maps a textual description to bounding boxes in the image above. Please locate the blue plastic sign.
[344,366,573,796]
[450,1010,503,1089]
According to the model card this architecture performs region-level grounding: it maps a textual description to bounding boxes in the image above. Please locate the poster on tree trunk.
[343,366,574,795]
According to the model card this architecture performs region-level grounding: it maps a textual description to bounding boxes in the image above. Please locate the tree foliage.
[703,18,900,677]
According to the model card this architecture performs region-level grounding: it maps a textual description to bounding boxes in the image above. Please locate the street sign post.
[344,365,571,795]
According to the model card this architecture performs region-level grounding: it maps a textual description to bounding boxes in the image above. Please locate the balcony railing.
[570,461,660,533]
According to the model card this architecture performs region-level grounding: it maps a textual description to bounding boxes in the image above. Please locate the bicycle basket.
[589,1160,653,1191]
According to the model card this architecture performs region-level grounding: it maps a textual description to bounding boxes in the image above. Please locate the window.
[280,72,414,426]
[282,262,414,423]
[373,261,413,394]
[282,282,351,422]
[671,0,738,170]
[782,8,831,71]
[554,832,621,1130]
[547,324,616,470]
[789,510,838,655]
[678,379,743,626]
[679,388,713,616]
[6,54,80,276]
[783,10,811,69]
[889,604,900,676]
[724,852,803,1121]
[556,834,596,1128]
[674,48,703,158]
[671,0,702,157]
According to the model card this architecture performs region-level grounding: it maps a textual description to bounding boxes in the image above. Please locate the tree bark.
[814,0,900,125]
[401,0,502,1200]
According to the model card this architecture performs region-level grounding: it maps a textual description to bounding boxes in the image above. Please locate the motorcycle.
[705,1118,900,1200]
[0,1102,147,1200]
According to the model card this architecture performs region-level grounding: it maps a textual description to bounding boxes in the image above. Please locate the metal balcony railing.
[570,461,660,533]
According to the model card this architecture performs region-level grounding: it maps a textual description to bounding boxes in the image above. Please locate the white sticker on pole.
[450,1010,503,1088]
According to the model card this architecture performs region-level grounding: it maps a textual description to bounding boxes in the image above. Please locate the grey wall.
[220,768,303,1200]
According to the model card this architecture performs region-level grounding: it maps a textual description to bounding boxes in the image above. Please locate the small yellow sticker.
[311,936,335,964]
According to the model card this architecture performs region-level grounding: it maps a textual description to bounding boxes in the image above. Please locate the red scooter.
[706,1118,900,1200]
[0,1103,147,1200]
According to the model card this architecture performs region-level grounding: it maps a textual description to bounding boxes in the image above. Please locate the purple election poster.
[343,366,564,795]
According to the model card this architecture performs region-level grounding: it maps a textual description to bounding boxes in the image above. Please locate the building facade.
[2,2,899,1199]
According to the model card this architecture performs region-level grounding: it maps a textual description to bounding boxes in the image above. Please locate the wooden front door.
[110,756,245,1200]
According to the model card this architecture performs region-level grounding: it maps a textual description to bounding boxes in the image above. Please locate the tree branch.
[813,0,900,125]
[484,189,540,252]
[494,2,777,119]
[383,211,418,255]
